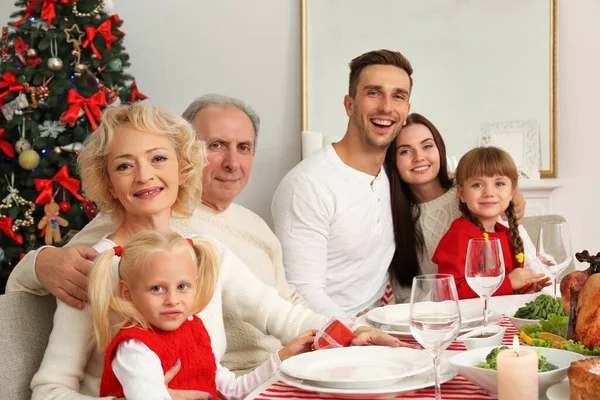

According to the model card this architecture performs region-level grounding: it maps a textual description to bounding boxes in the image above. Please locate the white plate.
[358,311,503,339]
[546,379,569,400]
[279,347,432,389]
[366,298,491,331]
[279,353,456,398]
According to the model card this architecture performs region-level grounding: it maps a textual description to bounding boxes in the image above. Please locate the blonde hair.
[88,231,220,351]
[77,103,206,222]
[455,146,524,266]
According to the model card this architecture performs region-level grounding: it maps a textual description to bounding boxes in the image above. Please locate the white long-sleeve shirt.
[7,215,327,400]
[272,145,393,317]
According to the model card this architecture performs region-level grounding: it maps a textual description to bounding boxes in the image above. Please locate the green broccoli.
[536,350,558,372]
[475,346,558,372]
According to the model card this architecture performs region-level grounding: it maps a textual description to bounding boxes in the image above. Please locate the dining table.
[244,294,559,400]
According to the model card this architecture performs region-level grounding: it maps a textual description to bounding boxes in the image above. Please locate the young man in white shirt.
[272,50,413,317]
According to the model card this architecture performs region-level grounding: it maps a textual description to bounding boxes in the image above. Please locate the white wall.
[1,1,598,265]
[554,0,600,268]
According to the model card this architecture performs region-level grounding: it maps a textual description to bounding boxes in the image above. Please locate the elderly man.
[6,94,306,374]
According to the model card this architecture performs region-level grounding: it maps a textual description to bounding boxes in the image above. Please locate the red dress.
[433,217,521,299]
[100,315,217,399]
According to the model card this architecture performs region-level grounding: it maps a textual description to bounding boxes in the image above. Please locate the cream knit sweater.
[191,203,307,375]
[392,187,548,303]
[7,210,326,400]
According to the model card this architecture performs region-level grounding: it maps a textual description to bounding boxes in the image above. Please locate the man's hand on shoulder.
[36,246,99,309]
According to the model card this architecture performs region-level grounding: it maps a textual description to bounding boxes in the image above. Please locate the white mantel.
[519,179,561,216]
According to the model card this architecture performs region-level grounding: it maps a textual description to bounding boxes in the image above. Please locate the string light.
[41,149,46,154]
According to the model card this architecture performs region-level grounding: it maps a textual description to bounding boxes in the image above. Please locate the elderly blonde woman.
[22,103,404,400]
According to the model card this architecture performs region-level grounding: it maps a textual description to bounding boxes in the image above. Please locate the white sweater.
[272,145,392,317]
[392,187,550,303]
[191,203,307,374]
[7,212,327,400]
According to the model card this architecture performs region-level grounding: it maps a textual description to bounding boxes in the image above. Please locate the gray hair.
[182,93,260,140]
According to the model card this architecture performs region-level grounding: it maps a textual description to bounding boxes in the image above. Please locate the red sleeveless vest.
[100,315,217,398]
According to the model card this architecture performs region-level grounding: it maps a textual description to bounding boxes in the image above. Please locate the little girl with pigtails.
[89,230,316,400]
[433,146,551,299]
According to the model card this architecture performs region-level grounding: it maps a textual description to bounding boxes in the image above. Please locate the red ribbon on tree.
[30,0,73,29]
[0,128,15,158]
[13,4,37,26]
[34,166,85,205]
[110,14,126,36]
[0,217,23,244]
[130,80,148,102]
[12,37,41,67]
[61,89,106,130]
[0,72,24,106]
[83,19,117,59]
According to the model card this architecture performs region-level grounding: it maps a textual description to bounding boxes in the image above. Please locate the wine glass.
[409,274,461,400]
[465,238,505,328]
[536,221,572,298]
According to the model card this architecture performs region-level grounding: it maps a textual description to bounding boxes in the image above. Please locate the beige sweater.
[392,187,547,303]
[7,210,326,399]
[191,203,307,374]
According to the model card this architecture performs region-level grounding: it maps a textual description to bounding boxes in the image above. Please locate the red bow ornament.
[34,165,85,204]
[130,80,148,102]
[110,14,126,36]
[61,90,106,130]
[0,72,24,107]
[83,19,117,59]
[0,128,15,158]
[30,0,74,29]
[12,37,42,67]
[0,217,23,244]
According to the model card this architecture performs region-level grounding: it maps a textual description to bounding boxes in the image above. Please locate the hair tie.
[113,246,122,256]
[186,238,194,247]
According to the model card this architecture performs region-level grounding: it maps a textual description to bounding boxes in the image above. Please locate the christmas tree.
[0,0,147,292]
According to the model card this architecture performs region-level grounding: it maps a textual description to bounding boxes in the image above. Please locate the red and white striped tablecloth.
[254,317,518,400]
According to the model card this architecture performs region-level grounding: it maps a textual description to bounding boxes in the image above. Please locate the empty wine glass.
[536,221,572,298]
[465,238,505,328]
[409,274,461,400]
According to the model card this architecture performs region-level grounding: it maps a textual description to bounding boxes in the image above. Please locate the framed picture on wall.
[480,120,542,179]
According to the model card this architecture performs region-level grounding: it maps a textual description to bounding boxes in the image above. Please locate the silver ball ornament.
[15,139,32,154]
[47,57,63,71]
[26,48,38,58]
[18,149,40,170]
[74,63,87,76]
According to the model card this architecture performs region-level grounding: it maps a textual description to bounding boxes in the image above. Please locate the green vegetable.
[536,350,558,372]
[476,346,558,372]
[539,315,569,338]
[476,346,508,369]
[514,294,567,320]
[519,318,600,356]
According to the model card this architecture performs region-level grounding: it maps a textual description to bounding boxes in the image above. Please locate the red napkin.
[312,318,356,350]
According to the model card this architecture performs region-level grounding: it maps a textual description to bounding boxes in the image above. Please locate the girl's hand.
[507,268,546,290]
[278,329,318,361]
[524,276,552,293]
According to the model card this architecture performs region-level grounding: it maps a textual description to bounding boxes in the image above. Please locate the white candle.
[497,335,538,399]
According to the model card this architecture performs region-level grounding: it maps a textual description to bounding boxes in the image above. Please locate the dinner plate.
[359,311,503,339]
[279,346,432,389]
[279,353,457,398]
[366,298,491,331]
[546,379,569,400]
